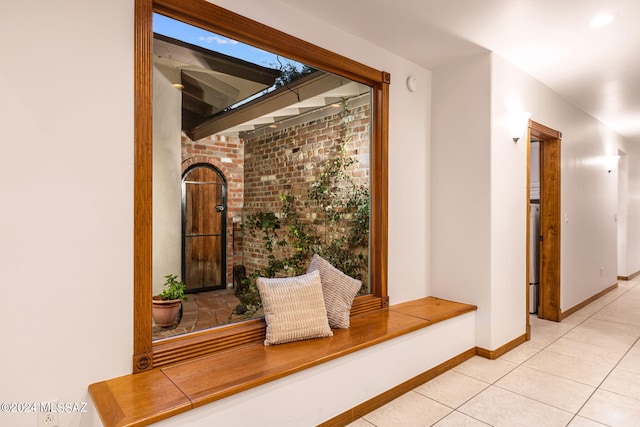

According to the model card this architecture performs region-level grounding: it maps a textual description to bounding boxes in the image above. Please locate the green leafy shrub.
[159,274,188,301]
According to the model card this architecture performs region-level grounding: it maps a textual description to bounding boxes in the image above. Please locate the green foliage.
[306,98,369,281]
[272,60,315,88]
[239,97,370,308]
[159,274,188,301]
[242,211,281,253]
[235,277,262,314]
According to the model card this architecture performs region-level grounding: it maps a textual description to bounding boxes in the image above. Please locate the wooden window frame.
[133,0,389,372]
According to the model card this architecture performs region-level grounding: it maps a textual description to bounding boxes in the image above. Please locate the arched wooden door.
[182,164,227,292]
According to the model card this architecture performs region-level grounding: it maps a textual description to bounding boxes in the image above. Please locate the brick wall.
[179,98,371,290]
[181,133,244,287]
[242,100,371,283]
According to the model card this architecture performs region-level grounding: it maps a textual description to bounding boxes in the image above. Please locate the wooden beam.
[188,71,350,140]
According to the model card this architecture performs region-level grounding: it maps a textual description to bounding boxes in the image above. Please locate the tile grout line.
[556,280,637,426]
[361,280,639,426]
[454,280,637,426]
[437,298,600,426]
[565,333,640,426]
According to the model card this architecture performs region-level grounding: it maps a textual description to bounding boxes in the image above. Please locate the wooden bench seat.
[89,297,477,427]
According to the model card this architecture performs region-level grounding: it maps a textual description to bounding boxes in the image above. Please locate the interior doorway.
[617,150,628,278]
[182,164,227,292]
[526,121,562,338]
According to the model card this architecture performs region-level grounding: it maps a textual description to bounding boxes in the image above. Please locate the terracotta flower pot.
[152,297,182,327]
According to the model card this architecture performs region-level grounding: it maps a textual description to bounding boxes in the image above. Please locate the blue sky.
[153,13,283,70]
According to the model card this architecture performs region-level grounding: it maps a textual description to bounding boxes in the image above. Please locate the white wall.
[154,79,390,293]
[0,1,134,426]
[431,54,493,345]
[431,52,529,350]
[0,1,432,426]
[488,54,529,348]
[433,51,632,351]
[491,53,622,311]
[153,66,183,295]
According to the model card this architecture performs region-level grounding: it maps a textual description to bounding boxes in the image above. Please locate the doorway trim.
[526,120,562,338]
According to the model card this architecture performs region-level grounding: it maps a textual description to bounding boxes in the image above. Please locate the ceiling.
[209,74,369,139]
[277,0,640,144]
[153,34,281,133]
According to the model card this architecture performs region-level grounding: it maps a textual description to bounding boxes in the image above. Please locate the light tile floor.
[348,279,640,426]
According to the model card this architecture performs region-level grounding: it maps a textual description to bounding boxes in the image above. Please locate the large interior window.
[133,0,389,372]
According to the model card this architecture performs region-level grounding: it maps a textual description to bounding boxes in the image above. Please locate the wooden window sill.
[89,297,477,427]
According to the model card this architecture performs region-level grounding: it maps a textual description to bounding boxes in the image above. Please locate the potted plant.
[152,274,188,327]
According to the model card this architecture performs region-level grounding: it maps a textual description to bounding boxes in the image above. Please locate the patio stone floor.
[152,288,259,340]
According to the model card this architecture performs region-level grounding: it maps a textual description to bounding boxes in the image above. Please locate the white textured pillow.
[256,270,333,345]
[308,254,362,329]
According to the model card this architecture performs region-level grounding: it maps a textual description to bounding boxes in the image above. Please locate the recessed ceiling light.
[172,83,185,90]
[589,13,616,28]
